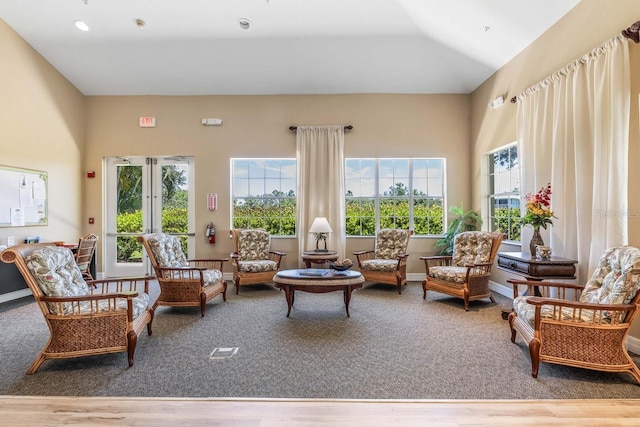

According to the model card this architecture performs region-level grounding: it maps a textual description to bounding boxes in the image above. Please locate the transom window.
[487,144,521,242]
[345,158,446,236]
[231,159,296,236]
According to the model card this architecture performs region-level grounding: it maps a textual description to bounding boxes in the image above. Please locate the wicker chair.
[420,231,505,310]
[353,229,413,294]
[74,233,98,280]
[508,246,640,383]
[137,233,227,316]
[230,229,286,294]
[0,243,154,374]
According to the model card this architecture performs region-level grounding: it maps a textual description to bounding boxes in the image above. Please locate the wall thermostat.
[202,118,223,126]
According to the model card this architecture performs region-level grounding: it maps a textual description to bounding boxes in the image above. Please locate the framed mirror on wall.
[0,165,48,227]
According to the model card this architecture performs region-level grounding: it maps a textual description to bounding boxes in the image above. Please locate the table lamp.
[309,217,332,252]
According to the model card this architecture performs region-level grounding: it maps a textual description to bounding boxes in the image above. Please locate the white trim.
[0,288,31,303]
[489,280,512,298]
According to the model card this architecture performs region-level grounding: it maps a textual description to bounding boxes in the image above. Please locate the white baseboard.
[0,288,31,303]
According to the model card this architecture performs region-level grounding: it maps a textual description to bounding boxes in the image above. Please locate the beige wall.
[0,20,85,246]
[85,94,470,272]
[470,0,640,337]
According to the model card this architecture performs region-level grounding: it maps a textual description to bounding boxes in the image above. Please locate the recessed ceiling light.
[74,20,89,31]
[238,18,251,31]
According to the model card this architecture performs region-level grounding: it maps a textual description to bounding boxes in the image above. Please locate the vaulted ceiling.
[0,0,581,95]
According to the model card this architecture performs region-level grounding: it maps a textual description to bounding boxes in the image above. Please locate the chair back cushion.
[237,230,270,261]
[148,234,188,267]
[374,229,410,259]
[580,246,640,305]
[26,246,89,314]
[451,231,494,266]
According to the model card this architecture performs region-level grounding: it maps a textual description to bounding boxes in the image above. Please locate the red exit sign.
[139,117,156,128]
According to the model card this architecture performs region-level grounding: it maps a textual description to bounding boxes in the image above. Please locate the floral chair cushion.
[374,229,411,260]
[361,259,399,273]
[580,246,640,305]
[148,234,188,267]
[237,230,271,261]
[451,231,494,266]
[427,266,468,284]
[26,246,149,318]
[238,259,278,273]
[27,246,89,298]
[513,295,601,327]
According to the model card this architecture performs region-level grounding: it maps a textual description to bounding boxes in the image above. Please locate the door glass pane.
[116,164,143,263]
[161,163,189,253]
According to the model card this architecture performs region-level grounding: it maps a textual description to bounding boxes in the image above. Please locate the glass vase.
[529,228,544,257]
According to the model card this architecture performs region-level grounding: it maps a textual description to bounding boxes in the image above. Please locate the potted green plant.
[434,204,482,256]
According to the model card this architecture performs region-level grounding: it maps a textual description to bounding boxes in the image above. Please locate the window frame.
[345,158,446,237]
[487,143,521,243]
[230,158,297,237]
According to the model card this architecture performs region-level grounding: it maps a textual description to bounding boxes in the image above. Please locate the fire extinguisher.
[206,222,216,244]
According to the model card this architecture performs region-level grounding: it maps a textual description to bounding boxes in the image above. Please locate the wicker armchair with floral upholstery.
[230,229,286,294]
[1,243,154,373]
[354,228,413,294]
[420,231,504,311]
[507,246,640,383]
[138,233,227,317]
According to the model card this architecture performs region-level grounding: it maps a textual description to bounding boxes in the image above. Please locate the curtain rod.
[288,125,353,131]
[510,19,640,104]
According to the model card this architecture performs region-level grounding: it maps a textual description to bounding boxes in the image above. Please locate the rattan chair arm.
[419,255,452,261]
[396,253,409,259]
[230,253,240,259]
[463,261,492,268]
[270,250,287,257]
[156,266,207,272]
[524,296,636,311]
[188,258,229,263]
[507,279,584,289]
[353,250,374,256]
[40,292,139,303]
[87,276,153,294]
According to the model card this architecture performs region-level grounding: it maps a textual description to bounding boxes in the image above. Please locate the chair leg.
[200,292,207,317]
[508,313,517,343]
[235,278,241,295]
[529,338,541,378]
[147,308,154,336]
[422,280,427,299]
[489,294,496,303]
[463,289,470,311]
[222,281,228,301]
[27,352,47,374]
[127,330,137,367]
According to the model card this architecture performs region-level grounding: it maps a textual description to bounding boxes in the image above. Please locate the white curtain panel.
[516,35,630,281]
[296,126,346,265]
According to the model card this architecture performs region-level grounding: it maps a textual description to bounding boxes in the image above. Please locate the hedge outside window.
[345,158,445,237]
[231,159,297,236]
[488,144,521,242]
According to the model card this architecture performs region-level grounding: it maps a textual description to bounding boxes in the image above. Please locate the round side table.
[301,251,338,268]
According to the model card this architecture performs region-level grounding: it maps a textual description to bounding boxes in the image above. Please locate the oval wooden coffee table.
[273,269,364,317]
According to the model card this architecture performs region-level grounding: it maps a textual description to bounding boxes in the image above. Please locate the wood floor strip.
[0,396,639,426]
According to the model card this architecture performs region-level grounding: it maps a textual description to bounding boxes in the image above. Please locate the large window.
[488,144,521,242]
[231,159,297,236]
[345,158,445,236]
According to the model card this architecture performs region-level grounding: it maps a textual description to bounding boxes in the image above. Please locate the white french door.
[104,156,194,277]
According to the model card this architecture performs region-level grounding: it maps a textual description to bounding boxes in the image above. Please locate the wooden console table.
[496,251,578,319]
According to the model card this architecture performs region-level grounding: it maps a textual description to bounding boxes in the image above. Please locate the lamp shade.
[309,217,332,234]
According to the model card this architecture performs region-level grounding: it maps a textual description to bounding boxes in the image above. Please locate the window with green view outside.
[488,144,521,242]
[345,158,446,236]
[231,159,297,236]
